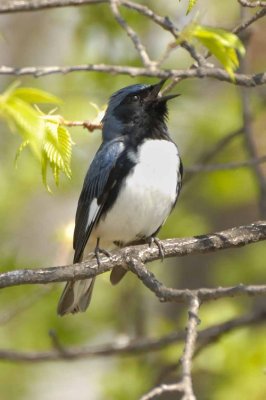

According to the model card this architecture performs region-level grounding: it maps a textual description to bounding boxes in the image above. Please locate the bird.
[57,79,183,316]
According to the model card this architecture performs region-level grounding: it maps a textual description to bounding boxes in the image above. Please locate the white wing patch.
[86,198,100,230]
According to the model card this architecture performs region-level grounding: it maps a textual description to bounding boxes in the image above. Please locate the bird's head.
[102,80,179,141]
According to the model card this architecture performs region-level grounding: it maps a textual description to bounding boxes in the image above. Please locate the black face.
[113,88,168,127]
[102,81,179,141]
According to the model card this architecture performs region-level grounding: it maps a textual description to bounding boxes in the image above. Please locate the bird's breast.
[94,139,181,243]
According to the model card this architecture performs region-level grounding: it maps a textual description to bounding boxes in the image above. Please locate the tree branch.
[0,221,265,292]
[233,8,266,34]
[140,383,185,400]
[0,308,264,363]
[2,0,265,14]
[146,307,266,386]
[0,0,106,13]
[126,256,266,303]
[109,0,153,68]
[180,297,199,400]
[140,306,266,400]
[239,8,266,218]
[185,155,266,174]
[61,118,102,132]
[0,64,265,87]
[238,0,266,7]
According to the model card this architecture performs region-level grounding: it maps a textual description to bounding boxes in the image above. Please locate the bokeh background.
[0,1,265,399]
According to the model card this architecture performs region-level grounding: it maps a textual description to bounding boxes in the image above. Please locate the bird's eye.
[132,95,139,101]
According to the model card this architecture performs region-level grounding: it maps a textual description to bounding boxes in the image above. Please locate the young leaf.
[186,0,197,15]
[176,23,245,78]
[13,87,62,104]
[41,150,51,193]
[1,97,44,159]
[14,140,30,167]
[0,80,21,101]
[191,25,245,77]
[42,119,72,188]
[0,81,70,190]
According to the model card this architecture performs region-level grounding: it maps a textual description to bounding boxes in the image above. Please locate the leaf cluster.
[177,23,245,77]
[0,82,72,191]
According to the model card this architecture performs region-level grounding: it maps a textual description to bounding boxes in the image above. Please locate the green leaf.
[191,25,245,78]
[0,81,70,191]
[0,80,21,101]
[13,87,62,104]
[14,140,30,167]
[41,120,72,188]
[1,97,44,159]
[41,151,51,193]
[186,0,197,14]
[176,24,245,79]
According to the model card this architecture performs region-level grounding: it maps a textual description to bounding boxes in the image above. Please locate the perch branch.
[0,221,265,290]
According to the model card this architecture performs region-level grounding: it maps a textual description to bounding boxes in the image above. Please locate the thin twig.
[192,128,243,165]
[183,127,243,184]
[0,286,53,325]
[62,119,102,132]
[185,155,266,174]
[180,297,200,400]
[109,0,153,68]
[0,309,264,362]
[233,8,266,34]
[140,383,185,400]
[0,0,205,66]
[239,8,266,217]
[152,307,266,382]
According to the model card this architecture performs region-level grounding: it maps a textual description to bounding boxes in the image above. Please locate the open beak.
[147,79,180,103]
[156,93,181,102]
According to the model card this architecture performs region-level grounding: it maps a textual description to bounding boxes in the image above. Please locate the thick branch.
[0,221,265,290]
[238,0,266,7]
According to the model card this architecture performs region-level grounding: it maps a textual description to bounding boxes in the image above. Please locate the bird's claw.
[148,237,165,261]
[94,240,111,266]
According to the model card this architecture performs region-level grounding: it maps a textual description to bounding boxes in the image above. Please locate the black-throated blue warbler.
[57,80,183,316]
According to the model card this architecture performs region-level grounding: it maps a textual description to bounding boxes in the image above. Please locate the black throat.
[123,107,170,147]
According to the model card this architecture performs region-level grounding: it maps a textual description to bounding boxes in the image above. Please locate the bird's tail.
[57,243,98,316]
[57,277,95,316]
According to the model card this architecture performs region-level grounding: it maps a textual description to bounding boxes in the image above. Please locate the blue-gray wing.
[73,138,125,262]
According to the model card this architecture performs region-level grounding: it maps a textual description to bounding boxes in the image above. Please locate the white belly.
[94,139,180,244]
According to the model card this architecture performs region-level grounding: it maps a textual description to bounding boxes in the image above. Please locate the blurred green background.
[0,1,265,399]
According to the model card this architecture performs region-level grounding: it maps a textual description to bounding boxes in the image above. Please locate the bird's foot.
[147,237,165,261]
[94,240,111,266]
